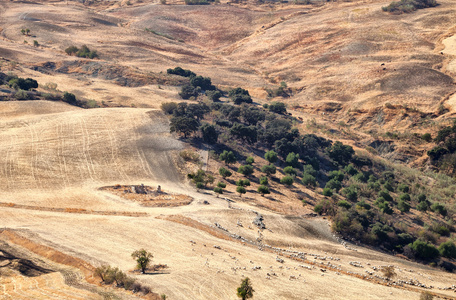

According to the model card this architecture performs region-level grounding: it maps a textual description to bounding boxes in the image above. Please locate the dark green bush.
[167,67,196,77]
[261,164,276,176]
[325,179,342,192]
[409,239,439,260]
[322,188,333,197]
[439,241,456,259]
[238,165,254,176]
[280,176,294,186]
[302,173,317,187]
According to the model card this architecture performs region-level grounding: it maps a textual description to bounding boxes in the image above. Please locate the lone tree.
[237,277,254,300]
[131,249,153,274]
[219,150,236,165]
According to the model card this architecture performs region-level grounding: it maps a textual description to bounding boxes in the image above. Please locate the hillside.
[1,0,456,299]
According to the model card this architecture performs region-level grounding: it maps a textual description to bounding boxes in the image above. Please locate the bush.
[229,87,252,105]
[214,187,223,196]
[382,0,437,14]
[417,201,429,212]
[219,150,236,165]
[161,102,178,114]
[258,185,270,196]
[397,183,409,193]
[338,200,351,209]
[245,156,255,165]
[356,200,371,210]
[260,176,268,185]
[302,173,316,187]
[285,152,299,167]
[280,176,294,186]
[410,239,440,260]
[167,67,196,77]
[201,123,218,144]
[322,187,333,197]
[325,179,342,192]
[206,90,222,101]
[302,164,317,177]
[219,167,232,178]
[65,45,98,58]
[422,133,432,142]
[14,89,29,100]
[261,164,276,176]
[378,190,393,202]
[236,179,250,187]
[328,141,354,165]
[236,186,246,196]
[344,164,358,176]
[179,84,200,99]
[180,149,200,162]
[342,187,358,201]
[431,202,447,216]
[217,182,226,188]
[397,200,411,213]
[63,92,77,105]
[283,166,297,175]
[439,241,456,259]
[314,199,335,216]
[268,101,287,114]
[328,170,344,182]
[264,150,278,164]
[190,75,214,90]
[238,165,254,176]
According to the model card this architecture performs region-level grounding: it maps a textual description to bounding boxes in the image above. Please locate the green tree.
[131,249,153,274]
[238,165,254,176]
[257,185,270,196]
[236,179,250,187]
[328,141,354,165]
[280,175,294,186]
[214,187,223,197]
[161,102,178,114]
[245,156,255,165]
[439,241,456,259]
[322,187,333,197]
[237,277,254,300]
[219,167,232,178]
[259,176,268,185]
[179,84,200,99]
[236,186,246,197]
[170,116,199,138]
[397,200,411,213]
[302,174,316,187]
[268,101,287,114]
[410,240,439,260]
[201,123,218,144]
[283,166,297,175]
[217,182,227,188]
[261,164,276,176]
[219,150,236,165]
[63,92,77,105]
[229,87,252,105]
[286,152,299,167]
[264,150,278,164]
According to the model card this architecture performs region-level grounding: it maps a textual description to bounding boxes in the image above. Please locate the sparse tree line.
[165,66,456,270]
[0,73,99,108]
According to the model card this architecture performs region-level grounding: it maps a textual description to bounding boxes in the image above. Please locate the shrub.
[260,176,268,185]
[280,176,294,186]
[409,239,439,260]
[179,84,200,99]
[236,186,246,197]
[328,170,344,182]
[65,45,79,55]
[63,92,77,105]
[328,141,354,165]
[422,133,432,142]
[14,89,29,100]
[236,179,250,187]
[353,172,367,183]
[344,164,358,176]
[417,201,428,212]
[219,167,232,178]
[214,187,223,196]
[417,193,427,202]
[258,185,270,196]
[190,75,214,90]
[180,149,200,162]
[283,166,297,175]
[303,164,317,177]
[217,182,226,188]
[245,156,254,165]
[338,200,351,209]
[261,164,276,176]
[229,87,252,105]
[439,241,456,259]
[264,150,278,164]
[206,90,222,101]
[161,102,178,114]
[201,123,218,144]
[342,187,358,201]
[166,67,196,77]
[378,190,393,202]
[397,183,410,193]
[302,173,316,187]
[382,0,437,14]
[322,187,333,197]
[383,180,394,191]
[268,101,287,114]
[420,292,434,300]
[219,150,236,165]
[238,165,254,176]
[314,199,335,216]
[356,200,371,210]
[286,152,299,167]
[399,193,411,202]
[431,202,447,216]
[325,179,342,192]
[378,202,393,214]
[397,200,411,213]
